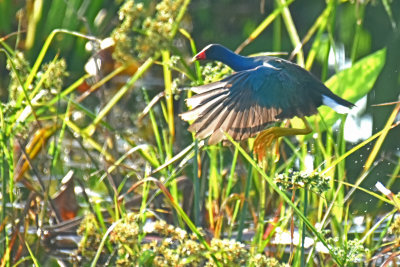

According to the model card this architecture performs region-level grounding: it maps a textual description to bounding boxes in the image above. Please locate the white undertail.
[322,95,351,114]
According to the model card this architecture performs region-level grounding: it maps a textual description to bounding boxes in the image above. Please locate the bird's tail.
[322,94,355,114]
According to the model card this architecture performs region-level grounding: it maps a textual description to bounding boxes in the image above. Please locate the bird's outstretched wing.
[180,64,322,144]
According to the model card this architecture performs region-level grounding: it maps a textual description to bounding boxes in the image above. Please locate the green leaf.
[294,48,386,130]
[139,250,156,266]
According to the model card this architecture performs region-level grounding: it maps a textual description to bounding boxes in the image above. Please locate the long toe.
[254,127,280,161]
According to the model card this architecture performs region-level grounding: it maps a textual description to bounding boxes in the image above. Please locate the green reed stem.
[276,0,304,65]
[162,50,175,140]
[225,147,239,199]
[256,162,267,252]
[227,134,343,265]
[237,164,253,242]
[236,0,295,53]
[142,87,165,164]
[86,57,156,133]
[301,189,308,267]
[193,139,200,225]
[350,3,366,63]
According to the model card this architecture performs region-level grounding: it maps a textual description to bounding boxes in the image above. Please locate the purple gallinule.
[180,44,354,158]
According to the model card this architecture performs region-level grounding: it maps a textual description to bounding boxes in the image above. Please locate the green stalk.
[228,200,241,238]
[86,57,156,134]
[364,103,400,172]
[304,0,335,70]
[193,139,200,226]
[142,87,165,164]
[64,119,114,160]
[377,156,400,208]
[256,167,266,253]
[25,241,40,267]
[320,27,331,81]
[225,147,239,198]
[29,54,59,99]
[342,103,400,203]
[333,118,346,222]
[170,0,192,38]
[25,0,44,50]
[364,210,396,252]
[350,3,366,63]
[179,29,203,83]
[276,0,304,66]
[272,0,282,52]
[91,221,118,267]
[50,95,70,171]
[42,73,90,109]
[237,164,253,242]
[236,0,295,53]
[301,189,308,267]
[382,0,396,29]
[5,48,41,128]
[142,177,220,266]
[23,29,99,105]
[140,165,151,225]
[0,103,6,256]
[209,146,219,201]
[227,134,343,265]
[160,50,180,225]
[322,120,399,176]
[161,50,175,140]
[208,146,218,230]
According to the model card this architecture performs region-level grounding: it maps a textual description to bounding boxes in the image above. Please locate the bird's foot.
[254,127,282,162]
[253,118,312,162]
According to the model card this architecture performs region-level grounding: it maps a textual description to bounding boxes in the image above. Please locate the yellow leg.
[254,117,312,161]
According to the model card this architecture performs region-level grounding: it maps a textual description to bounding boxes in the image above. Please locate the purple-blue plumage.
[181,44,354,144]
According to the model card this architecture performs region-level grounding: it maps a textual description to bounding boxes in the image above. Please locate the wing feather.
[180,61,334,143]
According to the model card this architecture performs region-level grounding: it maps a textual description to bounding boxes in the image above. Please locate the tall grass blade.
[343,103,400,203]
[162,50,175,140]
[236,164,253,242]
[276,0,304,65]
[227,134,343,265]
[86,57,155,133]
[193,139,200,226]
[235,0,295,53]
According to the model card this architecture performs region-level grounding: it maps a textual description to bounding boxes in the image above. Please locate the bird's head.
[192,44,229,62]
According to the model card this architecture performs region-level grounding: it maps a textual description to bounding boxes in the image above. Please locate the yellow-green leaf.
[294,48,386,130]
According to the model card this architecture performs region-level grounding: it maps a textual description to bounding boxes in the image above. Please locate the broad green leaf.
[293,48,386,130]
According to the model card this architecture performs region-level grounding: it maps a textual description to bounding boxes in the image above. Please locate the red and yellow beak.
[192,50,206,62]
